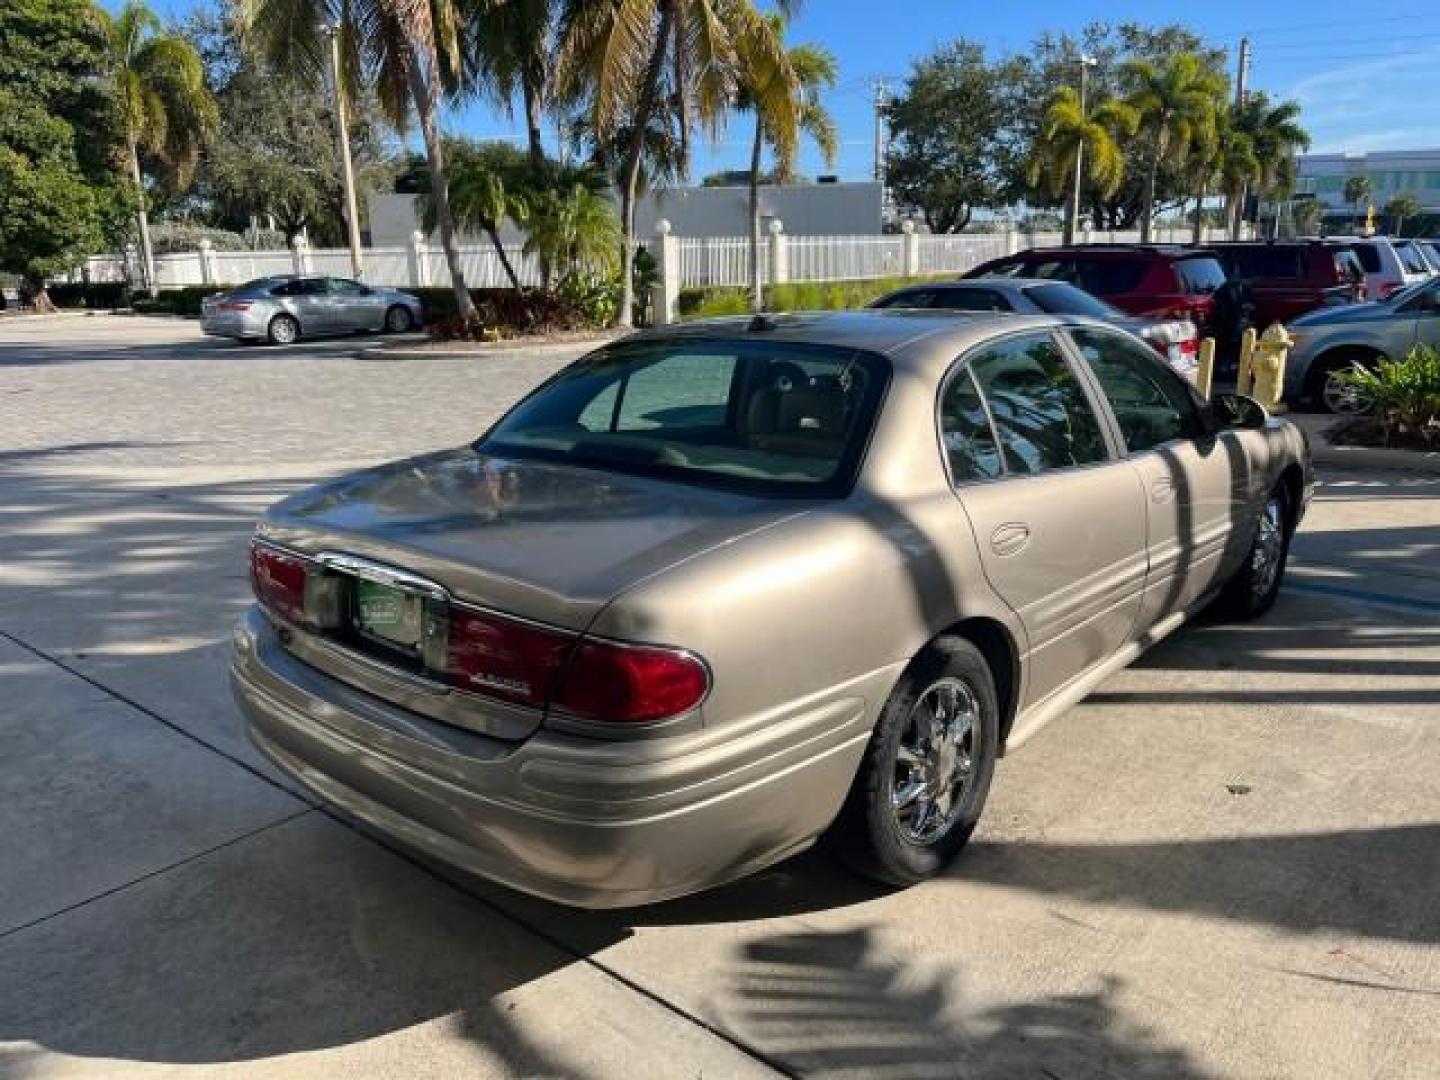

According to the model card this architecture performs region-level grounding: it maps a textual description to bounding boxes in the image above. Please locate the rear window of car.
[1349,243,1381,272]
[1024,282,1123,318]
[1075,258,1147,296]
[1395,241,1430,274]
[1174,257,1227,294]
[1220,246,1305,279]
[479,340,889,496]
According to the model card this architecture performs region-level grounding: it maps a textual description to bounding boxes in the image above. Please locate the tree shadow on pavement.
[722,926,1215,1079]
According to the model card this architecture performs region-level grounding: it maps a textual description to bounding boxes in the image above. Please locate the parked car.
[1206,240,1366,327]
[868,278,1200,378]
[1323,237,1426,300]
[1285,274,1440,412]
[200,275,423,344]
[231,310,1313,907]
[963,244,1230,336]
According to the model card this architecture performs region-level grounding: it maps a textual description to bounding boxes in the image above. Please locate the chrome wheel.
[269,315,298,345]
[385,305,412,333]
[892,678,980,844]
[1322,366,1373,415]
[1251,496,1285,600]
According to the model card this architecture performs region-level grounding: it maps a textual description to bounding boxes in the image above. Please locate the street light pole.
[321,22,364,279]
[1067,56,1098,246]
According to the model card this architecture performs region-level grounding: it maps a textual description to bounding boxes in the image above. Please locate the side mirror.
[1210,392,1269,430]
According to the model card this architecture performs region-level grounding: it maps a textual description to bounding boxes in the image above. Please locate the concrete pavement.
[1,316,1436,1078]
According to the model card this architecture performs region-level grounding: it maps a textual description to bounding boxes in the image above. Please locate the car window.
[328,278,369,295]
[1174,257,1227,294]
[1397,279,1440,313]
[938,367,1005,482]
[929,288,1013,312]
[292,278,328,296]
[1075,258,1146,296]
[1395,242,1430,274]
[1024,282,1123,318]
[481,340,889,495]
[1221,246,1305,279]
[1069,327,1205,452]
[871,289,939,308]
[269,280,302,297]
[964,332,1109,474]
[1332,249,1365,283]
[1350,243,1381,273]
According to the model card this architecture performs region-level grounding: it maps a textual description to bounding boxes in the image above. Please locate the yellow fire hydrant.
[1238,323,1292,413]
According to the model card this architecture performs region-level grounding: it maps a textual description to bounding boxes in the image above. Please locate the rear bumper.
[201,312,266,338]
[230,609,870,908]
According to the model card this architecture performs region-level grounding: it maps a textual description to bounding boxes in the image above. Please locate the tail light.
[217,300,252,311]
[249,539,709,725]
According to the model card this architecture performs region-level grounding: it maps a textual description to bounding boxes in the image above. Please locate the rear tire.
[384,304,414,333]
[829,637,998,887]
[1215,484,1291,619]
[1308,349,1379,414]
[266,313,299,346]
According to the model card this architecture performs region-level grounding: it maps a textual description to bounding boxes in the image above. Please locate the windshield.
[1395,241,1431,275]
[478,339,889,495]
[1024,282,1123,318]
[1384,277,1437,306]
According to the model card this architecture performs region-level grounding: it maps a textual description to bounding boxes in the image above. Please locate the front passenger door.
[1066,326,1250,624]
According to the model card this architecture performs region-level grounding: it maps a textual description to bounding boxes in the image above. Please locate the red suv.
[964,245,1229,335]
[1207,240,1365,328]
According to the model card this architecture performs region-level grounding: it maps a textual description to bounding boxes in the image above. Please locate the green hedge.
[131,285,229,318]
[45,282,129,310]
[678,276,948,320]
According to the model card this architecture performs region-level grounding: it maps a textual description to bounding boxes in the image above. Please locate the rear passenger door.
[1065,326,1249,623]
[941,330,1148,709]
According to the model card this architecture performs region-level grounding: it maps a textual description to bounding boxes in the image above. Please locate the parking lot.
[1,315,1437,1078]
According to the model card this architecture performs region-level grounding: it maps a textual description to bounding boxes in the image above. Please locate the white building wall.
[1294,149,1440,212]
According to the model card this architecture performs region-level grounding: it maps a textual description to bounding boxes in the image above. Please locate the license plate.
[354,580,423,649]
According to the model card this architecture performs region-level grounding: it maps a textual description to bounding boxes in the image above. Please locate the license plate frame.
[353,578,424,652]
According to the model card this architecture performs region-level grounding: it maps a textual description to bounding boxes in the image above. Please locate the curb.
[1286,413,1440,474]
[361,332,623,362]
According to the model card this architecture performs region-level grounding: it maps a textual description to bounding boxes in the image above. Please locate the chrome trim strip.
[312,551,451,601]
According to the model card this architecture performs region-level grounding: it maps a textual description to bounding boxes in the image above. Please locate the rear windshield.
[1395,241,1430,274]
[1349,243,1381,272]
[872,287,1013,312]
[1219,246,1305,280]
[1174,257,1228,294]
[1024,282,1123,318]
[478,339,889,495]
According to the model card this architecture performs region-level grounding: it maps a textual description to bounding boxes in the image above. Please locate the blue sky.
[137,0,1440,178]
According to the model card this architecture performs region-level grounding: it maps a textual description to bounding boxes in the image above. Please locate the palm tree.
[1386,192,1421,236]
[555,0,798,327]
[736,17,837,310]
[429,141,532,290]
[239,0,480,324]
[101,2,216,296]
[1227,93,1308,239]
[1184,106,1255,244]
[524,179,622,286]
[1344,174,1372,231]
[1121,53,1226,243]
[467,0,552,169]
[1028,87,1136,245]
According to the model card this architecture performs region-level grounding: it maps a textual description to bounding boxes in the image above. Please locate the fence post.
[1004,226,1019,256]
[407,230,431,288]
[197,240,218,286]
[901,220,920,277]
[651,219,680,326]
[769,219,789,286]
[291,234,313,276]
[1082,223,1093,245]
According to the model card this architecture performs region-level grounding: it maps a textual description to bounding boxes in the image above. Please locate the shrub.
[422,287,609,340]
[44,282,129,309]
[132,285,228,317]
[1335,343,1440,446]
[150,224,249,254]
[678,275,950,319]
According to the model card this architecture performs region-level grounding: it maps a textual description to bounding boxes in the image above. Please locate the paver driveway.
[2,316,1437,1079]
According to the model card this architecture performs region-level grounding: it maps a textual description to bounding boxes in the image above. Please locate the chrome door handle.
[990,522,1030,557]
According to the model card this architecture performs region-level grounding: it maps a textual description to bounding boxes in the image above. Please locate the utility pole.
[871,79,889,184]
[1067,56,1098,246]
[322,22,364,280]
[1229,37,1251,240]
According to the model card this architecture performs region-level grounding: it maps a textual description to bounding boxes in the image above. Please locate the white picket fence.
[57,223,1236,294]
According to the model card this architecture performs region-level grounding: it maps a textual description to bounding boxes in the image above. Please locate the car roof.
[626,309,1096,373]
[1008,244,1218,259]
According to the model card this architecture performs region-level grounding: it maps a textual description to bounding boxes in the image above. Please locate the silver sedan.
[200,275,424,345]
[1285,275,1440,412]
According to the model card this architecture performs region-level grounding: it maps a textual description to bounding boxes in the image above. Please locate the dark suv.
[1206,240,1365,327]
[963,245,1229,335]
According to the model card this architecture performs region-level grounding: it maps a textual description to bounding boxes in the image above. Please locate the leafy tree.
[0,0,128,304]
[702,168,783,187]
[240,0,484,325]
[101,1,217,294]
[1292,197,1324,236]
[555,0,797,327]
[885,40,1015,233]
[1344,174,1372,229]
[736,15,837,309]
[1027,86,1136,243]
[1386,192,1421,237]
[1121,51,1226,241]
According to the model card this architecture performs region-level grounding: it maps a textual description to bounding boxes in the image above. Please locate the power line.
[1201,9,1435,43]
